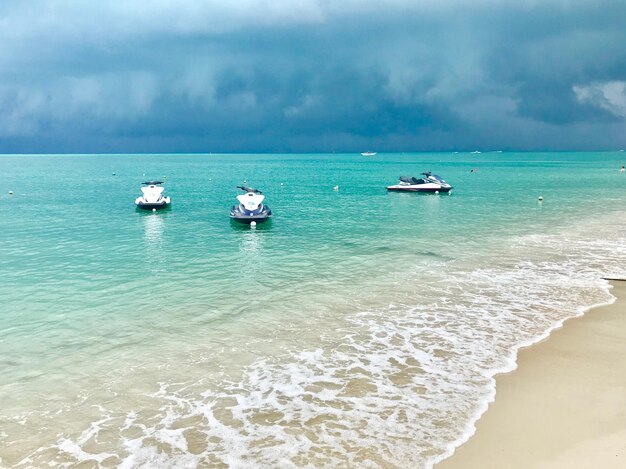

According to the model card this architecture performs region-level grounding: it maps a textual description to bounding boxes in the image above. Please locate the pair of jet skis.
[135,183,272,224]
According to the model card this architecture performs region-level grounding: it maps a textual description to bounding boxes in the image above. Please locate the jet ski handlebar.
[237,185,263,194]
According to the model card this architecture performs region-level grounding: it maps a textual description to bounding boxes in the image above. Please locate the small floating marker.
[280,182,284,186]
[250,221,257,228]
[435,190,439,194]
[112,172,116,176]
[243,180,247,184]
[163,176,167,179]
[209,178,212,181]
[152,208,156,212]
[333,185,339,191]
[8,191,13,195]
[538,196,543,201]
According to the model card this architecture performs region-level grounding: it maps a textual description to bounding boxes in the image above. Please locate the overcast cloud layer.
[0,0,625,153]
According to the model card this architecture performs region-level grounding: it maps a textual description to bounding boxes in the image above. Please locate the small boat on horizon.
[135,181,171,210]
[230,186,272,224]
[361,151,377,156]
[386,172,452,193]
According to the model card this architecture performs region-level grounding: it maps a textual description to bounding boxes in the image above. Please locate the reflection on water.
[237,228,266,279]
[143,213,165,271]
[239,229,262,255]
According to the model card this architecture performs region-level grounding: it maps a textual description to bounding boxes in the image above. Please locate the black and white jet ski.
[230,186,272,223]
[135,181,171,210]
[386,172,452,193]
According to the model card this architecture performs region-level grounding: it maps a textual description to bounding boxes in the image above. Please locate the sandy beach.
[437,280,626,469]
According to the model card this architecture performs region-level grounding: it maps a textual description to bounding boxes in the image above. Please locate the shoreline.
[436,280,626,468]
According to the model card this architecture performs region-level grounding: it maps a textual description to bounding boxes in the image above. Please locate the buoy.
[163,176,167,179]
[243,180,247,183]
[209,178,212,181]
[435,190,439,194]
[538,196,543,201]
[8,191,13,195]
[250,221,257,228]
[280,182,284,186]
[112,172,116,176]
[333,185,339,191]
[152,208,156,212]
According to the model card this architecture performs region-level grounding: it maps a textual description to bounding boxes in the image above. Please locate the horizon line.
[1,149,625,157]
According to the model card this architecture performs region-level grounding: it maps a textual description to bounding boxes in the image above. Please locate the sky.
[0,0,625,153]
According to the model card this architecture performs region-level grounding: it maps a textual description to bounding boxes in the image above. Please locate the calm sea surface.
[1,152,625,468]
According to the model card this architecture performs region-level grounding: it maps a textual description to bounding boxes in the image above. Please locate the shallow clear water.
[1,152,625,467]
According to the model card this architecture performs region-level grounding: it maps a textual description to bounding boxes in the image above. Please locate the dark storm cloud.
[0,0,625,153]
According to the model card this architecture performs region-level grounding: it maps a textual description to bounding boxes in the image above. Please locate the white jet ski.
[386,172,452,193]
[230,186,272,223]
[135,181,171,210]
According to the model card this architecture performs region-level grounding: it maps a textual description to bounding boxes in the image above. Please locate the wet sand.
[437,281,626,469]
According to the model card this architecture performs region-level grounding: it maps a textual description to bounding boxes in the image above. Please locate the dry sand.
[437,281,626,469]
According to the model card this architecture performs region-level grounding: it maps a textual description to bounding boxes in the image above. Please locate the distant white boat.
[471,150,481,154]
[361,152,377,156]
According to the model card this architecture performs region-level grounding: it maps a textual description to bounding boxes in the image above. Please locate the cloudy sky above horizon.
[1,0,625,153]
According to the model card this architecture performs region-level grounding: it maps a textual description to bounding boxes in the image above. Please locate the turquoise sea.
[1,152,625,468]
